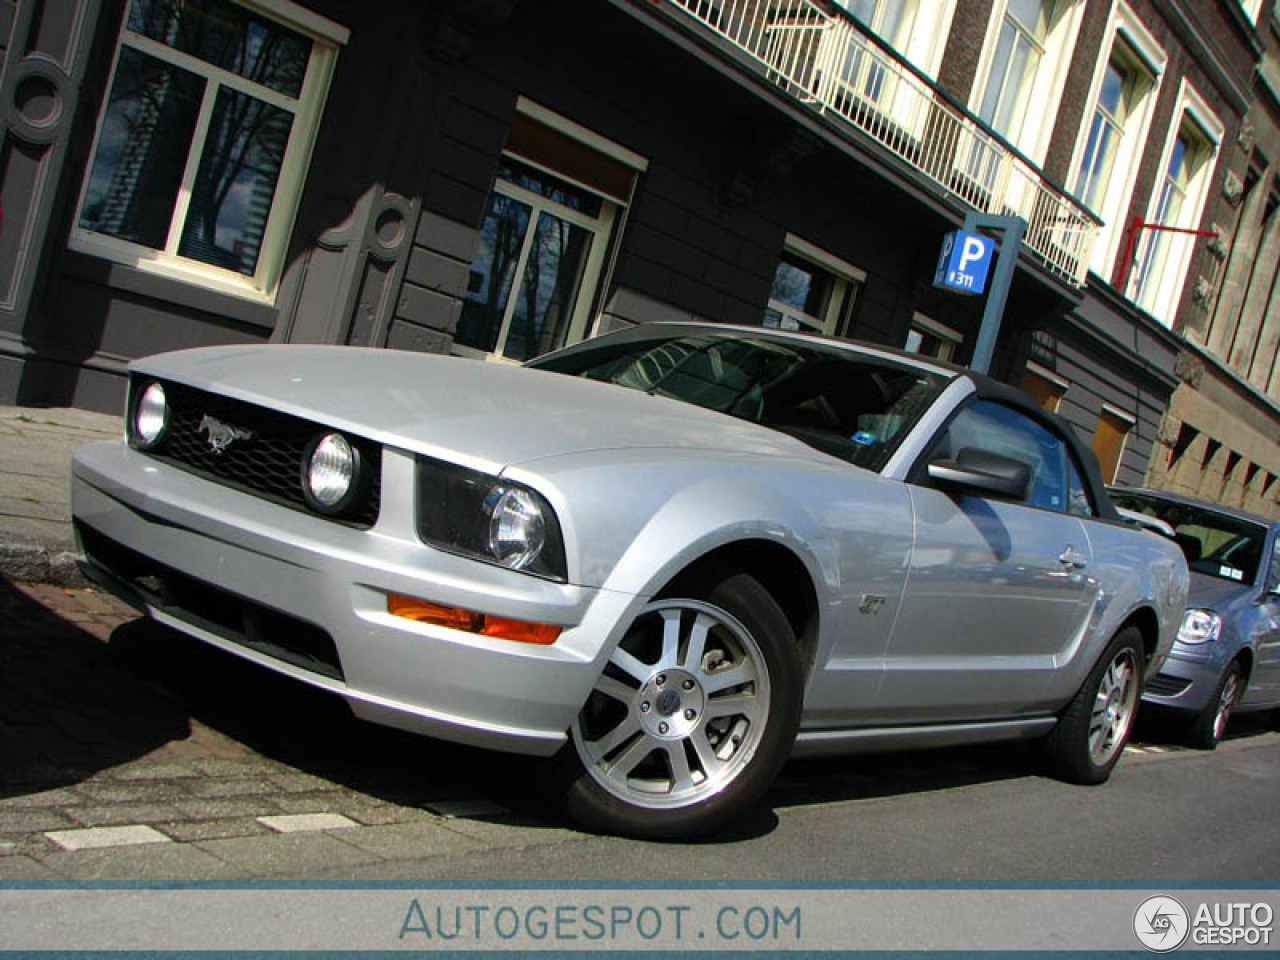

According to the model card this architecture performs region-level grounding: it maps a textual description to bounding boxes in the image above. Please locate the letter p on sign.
[933,229,994,296]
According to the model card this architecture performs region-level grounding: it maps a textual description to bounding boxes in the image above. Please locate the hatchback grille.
[134,378,381,528]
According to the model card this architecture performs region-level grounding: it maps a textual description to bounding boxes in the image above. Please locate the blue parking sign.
[933,229,994,295]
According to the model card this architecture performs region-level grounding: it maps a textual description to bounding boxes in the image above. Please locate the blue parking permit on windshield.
[851,431,878,446]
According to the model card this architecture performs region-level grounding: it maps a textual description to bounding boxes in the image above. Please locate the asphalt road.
[3,575,1278,881]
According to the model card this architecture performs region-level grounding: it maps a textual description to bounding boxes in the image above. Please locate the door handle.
[1058,547,1087,569]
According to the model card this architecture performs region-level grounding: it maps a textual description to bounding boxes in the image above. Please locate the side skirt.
[791,716,1058,758]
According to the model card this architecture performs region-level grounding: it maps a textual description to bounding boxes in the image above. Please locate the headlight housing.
[417,457,567,581]
[1177,608,1222,646]
[129,381,170,451]
[301,431,366,516]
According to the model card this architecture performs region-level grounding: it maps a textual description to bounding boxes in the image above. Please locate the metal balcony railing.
[664,0,1098,287]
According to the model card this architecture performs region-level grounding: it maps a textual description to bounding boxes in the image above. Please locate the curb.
[0,540,87,587]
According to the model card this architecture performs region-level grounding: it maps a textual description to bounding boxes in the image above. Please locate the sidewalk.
[0,404,122,585]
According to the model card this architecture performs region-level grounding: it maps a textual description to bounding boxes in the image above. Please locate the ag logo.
[1134,895,1190,952]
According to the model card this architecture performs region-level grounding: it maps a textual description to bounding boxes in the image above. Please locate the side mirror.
[927,447,1033,501]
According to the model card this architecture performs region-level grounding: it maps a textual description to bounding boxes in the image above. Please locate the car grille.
[135,378,381,528]
[1145,673,1192,697]
[77,521,345,681]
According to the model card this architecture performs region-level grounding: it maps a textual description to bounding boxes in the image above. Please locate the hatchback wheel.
[1043,627,1143,784]
[1188,660,1243,750]
[563,571,801,839]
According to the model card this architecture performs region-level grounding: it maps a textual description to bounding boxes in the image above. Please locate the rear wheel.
[1188,660,1243,750]
[1043,627,1143,784]
[562,571,802,839]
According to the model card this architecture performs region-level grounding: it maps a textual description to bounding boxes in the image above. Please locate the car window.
[926,400,1077,512]
[1110,491,1269,585]
[1269,538,1280,595]
[1066,456,1094,517]
[531,331,949,471]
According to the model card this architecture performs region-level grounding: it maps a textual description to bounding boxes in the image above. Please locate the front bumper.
[71,441,639,756]
[1141,642,1230,714]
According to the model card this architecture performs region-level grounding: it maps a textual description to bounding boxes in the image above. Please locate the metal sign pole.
[963,212,1026,376]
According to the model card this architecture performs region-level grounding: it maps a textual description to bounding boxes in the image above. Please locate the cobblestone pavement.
[2,575,1267,880]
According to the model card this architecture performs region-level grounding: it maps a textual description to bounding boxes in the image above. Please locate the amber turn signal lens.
[387,594,561,645]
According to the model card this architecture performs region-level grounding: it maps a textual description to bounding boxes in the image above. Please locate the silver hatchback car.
[1111,488,1280,747]
[72,323,1187,837]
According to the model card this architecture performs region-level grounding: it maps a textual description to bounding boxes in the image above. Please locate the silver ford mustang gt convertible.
[71,322,1188,837]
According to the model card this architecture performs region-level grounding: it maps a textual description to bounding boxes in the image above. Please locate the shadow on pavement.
[0,577,190,798]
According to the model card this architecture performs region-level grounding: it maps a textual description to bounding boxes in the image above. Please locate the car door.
[876,398,1103,723]
[1242,532,1280,706]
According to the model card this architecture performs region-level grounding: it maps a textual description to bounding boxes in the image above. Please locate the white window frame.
[1067,2,1165,278]
[456,98,646,363]
[1129,79,1224,325]
[969,0,1086,165]
[905,312,963,362]
[765,234,865,336]
[69,0,347,303]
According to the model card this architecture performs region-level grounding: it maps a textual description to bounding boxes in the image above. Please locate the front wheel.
[1188,660,1243,750]
[1043,627,1144,784]
[562,571,802,839]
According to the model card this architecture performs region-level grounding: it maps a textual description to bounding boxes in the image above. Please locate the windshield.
[1111,491,1269,585]
[530,331,949,470]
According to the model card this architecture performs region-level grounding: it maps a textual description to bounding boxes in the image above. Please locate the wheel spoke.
[705,692,755,721]
[593,674,637,705]
[590,714,643,759]
[703,662,753,694]
[690,730,727,779]
[607,734,655,779]
[659,609,683,669]
[682,613,712,672]
[610,646,652,685]
[665,743,696,794]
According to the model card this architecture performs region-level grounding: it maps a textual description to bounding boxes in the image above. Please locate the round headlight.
[133,382,169,449]
[303,432,359,513]
[488,487,547,570]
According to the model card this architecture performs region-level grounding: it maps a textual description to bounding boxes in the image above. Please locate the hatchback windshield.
[1111,491,1269,585]
[530,331,949,470]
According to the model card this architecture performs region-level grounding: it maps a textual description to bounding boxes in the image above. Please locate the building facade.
[0,0,1272,503]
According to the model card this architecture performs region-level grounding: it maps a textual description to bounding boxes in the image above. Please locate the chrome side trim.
[791,716,1057,758]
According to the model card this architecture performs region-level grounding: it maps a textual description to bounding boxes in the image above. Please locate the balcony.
[662,0,1098,287]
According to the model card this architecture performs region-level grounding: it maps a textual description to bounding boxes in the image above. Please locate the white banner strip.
[1,887,1277,952]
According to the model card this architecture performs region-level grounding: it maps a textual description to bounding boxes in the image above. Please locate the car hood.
[132,344,827,473]
[1186,570,1254,612]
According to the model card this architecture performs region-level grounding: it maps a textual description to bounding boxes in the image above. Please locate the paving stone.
[0,809,77,833]
[155,818,270,843]
[38,842,246,880]
[437,817,580,851]
[45,824,172,851]
[182,777,282,800]
[424,799,510,819]
[173,798,281,821]
[342,803,431,827]
[0,855,56,879]
[75,781,186,805]
[268,791,359,815]
[195,831,382,876]
[329,820,481,860]
[65,803,188,828]
[257,812,359,833]
[0,841,14,856]
[266,771,342,794]
[104,761,201,781]
[188,758,280,778]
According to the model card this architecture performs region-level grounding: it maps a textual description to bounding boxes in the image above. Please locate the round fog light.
[133,382,169,449]
[303,432,359,513]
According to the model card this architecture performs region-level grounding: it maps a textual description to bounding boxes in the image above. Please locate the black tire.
[1187,660,1243,750]
[1043,626,1144,785]
[560,570,802,839]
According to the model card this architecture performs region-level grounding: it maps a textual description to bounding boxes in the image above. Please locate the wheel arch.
[657,539,822,679]
[1117,605,1161,668]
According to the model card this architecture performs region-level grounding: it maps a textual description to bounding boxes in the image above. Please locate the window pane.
[128,0,311,98]
[177,87,292,275]
[503,212,593,361]
[497,157,602,217]
[457,193,533,354]
[78,47,203,249]
[943,401,1068,510]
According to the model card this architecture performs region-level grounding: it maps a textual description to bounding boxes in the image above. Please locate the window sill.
[61,250,278,332]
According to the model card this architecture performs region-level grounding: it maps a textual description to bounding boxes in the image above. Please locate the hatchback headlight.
[1177,608,1222,645]
[417,457,566,581]
[130,381,170,451]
